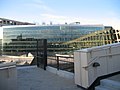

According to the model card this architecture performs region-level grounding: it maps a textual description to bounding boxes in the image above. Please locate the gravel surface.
[17,66,83,90]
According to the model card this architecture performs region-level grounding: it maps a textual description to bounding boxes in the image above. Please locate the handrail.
[82,53,120,68]
[56,56,73,58]
[48,56,74,62]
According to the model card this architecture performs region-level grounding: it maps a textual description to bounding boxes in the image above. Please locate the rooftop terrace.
[17,66,83,90]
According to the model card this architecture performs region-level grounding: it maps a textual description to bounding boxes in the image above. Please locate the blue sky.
[1,0,120,29]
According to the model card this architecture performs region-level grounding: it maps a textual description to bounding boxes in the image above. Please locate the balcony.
[17,66,83,90]
[0,63,83,90]
[0,42,120,90]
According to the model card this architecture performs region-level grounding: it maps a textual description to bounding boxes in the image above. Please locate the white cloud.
[40,14,89,24]
[40,14,120,29]
[100,17,120,30]
[25,0,54,13]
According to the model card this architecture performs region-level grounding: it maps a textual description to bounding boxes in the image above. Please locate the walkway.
[17,66,83,90]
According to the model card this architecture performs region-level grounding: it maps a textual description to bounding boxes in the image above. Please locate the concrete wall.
[46,66,74,79]
[74,43,120,88]
[0,62,17,90]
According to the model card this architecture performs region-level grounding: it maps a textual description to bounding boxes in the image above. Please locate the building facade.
[0,18,35,27]
[1,24,105,55]
[115,29,120,42]
[64,26,118,49]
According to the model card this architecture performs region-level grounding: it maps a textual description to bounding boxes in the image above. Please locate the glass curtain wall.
[2,25,104,55]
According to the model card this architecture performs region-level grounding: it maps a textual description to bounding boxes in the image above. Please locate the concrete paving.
[17,66,83,90]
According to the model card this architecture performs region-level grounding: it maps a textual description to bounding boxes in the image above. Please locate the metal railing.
[47,55,74,73]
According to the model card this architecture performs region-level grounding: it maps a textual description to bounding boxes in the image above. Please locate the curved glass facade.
[2,24,104,55]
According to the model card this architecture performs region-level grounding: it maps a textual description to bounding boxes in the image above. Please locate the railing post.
[57,56,59,70]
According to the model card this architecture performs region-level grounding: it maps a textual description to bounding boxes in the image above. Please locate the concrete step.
[95,86,109,90]
[100,79,120,90]
[95,85,119,90]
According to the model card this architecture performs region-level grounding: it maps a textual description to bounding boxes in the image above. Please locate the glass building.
[1,24,104,55]
[64,26,117,49]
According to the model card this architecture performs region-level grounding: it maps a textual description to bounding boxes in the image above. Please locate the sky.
[0,0,120,29]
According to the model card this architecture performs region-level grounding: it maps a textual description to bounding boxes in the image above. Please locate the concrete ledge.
[0,62,17,90]
[46,66,74,79]
[17,65,37,69]
[0,62,16,68]
[46,66,57,74]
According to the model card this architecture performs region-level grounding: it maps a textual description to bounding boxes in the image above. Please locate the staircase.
[95,79,120,90]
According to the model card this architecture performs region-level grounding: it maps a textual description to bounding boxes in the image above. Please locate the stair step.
[100,79,120,90]
[95,85,119,90]
[95,86,109,90]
